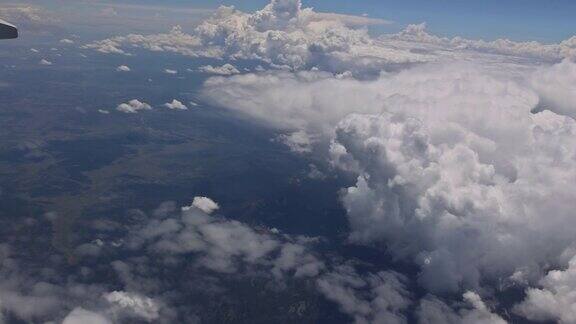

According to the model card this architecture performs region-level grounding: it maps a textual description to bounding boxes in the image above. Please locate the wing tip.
[0,19,18,39]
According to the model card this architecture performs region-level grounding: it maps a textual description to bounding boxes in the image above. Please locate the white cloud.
[185,196,219,214]
[164,69,178,74]
[60,38,74,44]
[83,38,128,55]
[104,291,160,321]
[164,99,188,110]
[417,292,506,324]
[127,197,323,276]
[116,99,152,113]
[307,164,326,180]
[82,1,416,73]
[116,65,131,72]
[515,254,576,323]
[201,70,382,133]
[530,59,576,118]
[384,22,574,62]
[200,59,576,301]
[276,130,315,153]
[328,67,576,292]
[317,266,411,324]
[198,63,240,75]
[62,308,111,324]
[14,0,576,321]
[84,0,576,76]
[39,59,53,65]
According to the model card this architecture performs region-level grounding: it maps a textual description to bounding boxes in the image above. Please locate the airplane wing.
[0,19,18,39]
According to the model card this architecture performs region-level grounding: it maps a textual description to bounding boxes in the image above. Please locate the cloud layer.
[13,0,576,322]
[84,0,576,76]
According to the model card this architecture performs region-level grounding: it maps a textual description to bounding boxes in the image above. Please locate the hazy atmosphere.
[1,1,576,323]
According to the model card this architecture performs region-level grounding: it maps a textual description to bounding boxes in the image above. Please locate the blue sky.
[112,0,576,42]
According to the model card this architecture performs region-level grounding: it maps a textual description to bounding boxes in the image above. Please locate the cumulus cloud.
[164,99,188,110]
[116,99,152,113]
[328,65,576,293]
[201,70,383,134]
[116,65,131,72]
[60,38,74,44]
[16,0,576,321]
[164,69,178,74]
[417,292,506,324]
[0,196,327,323]
[82,0,422,73]
[198,63,240,75]
[276,130,315,153]
[0,242,109,322]
[515,255,576,323]
[84,0,575,76]
[317,266,411,324]
[127,196,323,276]
[201,58,576,305]
[0,192,526,323]
[530,59,576,118]
[39,59,53,65]
[185,196,219,214]
[62,308,111,324]
[104,291,159,321]
[385,22,576,62]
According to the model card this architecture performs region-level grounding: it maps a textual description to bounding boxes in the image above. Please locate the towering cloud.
[200,56,576,320]
[85,0,575,76]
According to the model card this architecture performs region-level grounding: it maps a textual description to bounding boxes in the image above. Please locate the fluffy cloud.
[62,308,111,324]
[198,63,240,75]
[116,65,131,72]
[39,59,53,65]
[385,22,576,62]
[0,192,522,323]
[201,70,383,134]
[515,255,576,323]
[530,59,576,118]
[164,69,178,74]
[104,291,159,321]
[317,266,411,324]
[276,130,315,153]
[185,196,219,214]
[417,292,506,324]
[0,241,110,322]
[84,0,575,76]
[329,65,576,293]
[201,58,576,305]
[0,196,327,322]
[60,38,75,44]
[116,99,152,113]
[82,0,424,73]
[164,99,188,110]
[16,0,576,321]
[126,196,323,276]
